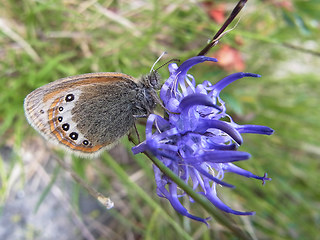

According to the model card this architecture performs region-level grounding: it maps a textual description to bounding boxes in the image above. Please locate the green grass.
[1,0,319,239]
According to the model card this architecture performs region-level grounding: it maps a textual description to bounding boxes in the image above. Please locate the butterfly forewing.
[24,72,139,157]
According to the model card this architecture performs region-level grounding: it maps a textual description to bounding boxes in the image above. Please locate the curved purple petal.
[152,127,180,142]
[204,191,255,216]
[132,141,148,155]
[223,164,271,183]
[178,93,221,112]
[160,56,217,101]
[193,165,235,188]
[162,183,209,225]
[236,125,274,135]
[184,151,251,164]
[197,119,243,145]
[212,72,261,94]
[206,141,238,150]
[175,56,218,79]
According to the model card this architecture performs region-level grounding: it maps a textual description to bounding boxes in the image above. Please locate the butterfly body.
[24,72,160,157]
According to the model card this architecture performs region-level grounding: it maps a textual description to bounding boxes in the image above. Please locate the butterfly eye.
[59,107,64,112]
[65,94,75,102]
[69,132,78,140]
[148,71,161,89]
[82,140,89,146]
[58,116,63,122]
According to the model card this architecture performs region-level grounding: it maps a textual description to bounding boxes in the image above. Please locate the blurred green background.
[0,0,319,239]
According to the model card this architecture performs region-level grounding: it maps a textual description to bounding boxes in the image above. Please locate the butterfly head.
[142,70,161,91]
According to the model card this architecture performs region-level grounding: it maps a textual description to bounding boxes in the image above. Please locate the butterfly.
[24,71,161,157]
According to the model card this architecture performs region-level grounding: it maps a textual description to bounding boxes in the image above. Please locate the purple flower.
[132,56,274,225]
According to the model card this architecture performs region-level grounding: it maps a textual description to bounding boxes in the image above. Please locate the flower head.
[132,56,274,225]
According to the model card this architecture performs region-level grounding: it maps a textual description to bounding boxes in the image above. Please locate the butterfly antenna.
[154,58,180,72]
[150,51,167,73]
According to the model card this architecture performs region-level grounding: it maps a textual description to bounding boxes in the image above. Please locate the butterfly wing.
[24,72,138,157]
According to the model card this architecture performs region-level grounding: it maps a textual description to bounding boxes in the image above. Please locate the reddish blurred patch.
[211,44,245,72]
[265,0,294,11]
[202,1,226,24]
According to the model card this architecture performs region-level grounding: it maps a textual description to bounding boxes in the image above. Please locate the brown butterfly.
[24,71,161,157]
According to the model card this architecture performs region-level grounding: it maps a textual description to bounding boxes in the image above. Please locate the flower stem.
[197,0,248,56]
[53,155,114,209]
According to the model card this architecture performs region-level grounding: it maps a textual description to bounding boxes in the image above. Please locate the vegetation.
[0,0,319,239]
